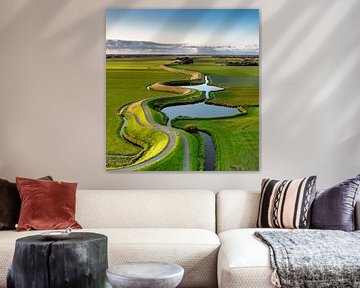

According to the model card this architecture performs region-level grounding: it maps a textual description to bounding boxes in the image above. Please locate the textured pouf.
[106,262,184,288]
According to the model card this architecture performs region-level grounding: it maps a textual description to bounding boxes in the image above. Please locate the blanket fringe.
[271,269,281,287]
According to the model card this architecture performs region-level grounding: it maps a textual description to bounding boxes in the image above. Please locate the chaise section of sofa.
[216,190,274,288]
[0,190,220,288]
[217,228,274,288]
[216,189,360,288]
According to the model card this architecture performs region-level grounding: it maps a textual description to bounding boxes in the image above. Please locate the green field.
[168,58,259,107]
[172,108,259,171]
[106,56,259,171]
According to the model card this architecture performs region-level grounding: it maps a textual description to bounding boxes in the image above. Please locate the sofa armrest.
[356,200,360,230]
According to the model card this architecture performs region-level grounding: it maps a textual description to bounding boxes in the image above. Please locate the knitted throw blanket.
[255,230,360,288]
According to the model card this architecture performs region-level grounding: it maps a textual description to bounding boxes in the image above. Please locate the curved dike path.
[110,64,229,171]
[117,99,185,171]
[113,67,194,171]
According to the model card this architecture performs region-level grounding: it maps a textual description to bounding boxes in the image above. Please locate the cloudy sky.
[106,9,259,55]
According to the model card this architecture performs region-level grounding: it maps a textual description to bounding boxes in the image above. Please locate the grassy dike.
[137,129,204,171]
[123,103,169,162]
[131,90,205,171]
[106,57,191,169]
[106,57,206,170]
[137,136,183,171]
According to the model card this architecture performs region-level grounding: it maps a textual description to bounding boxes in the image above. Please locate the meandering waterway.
[161,75,240,171]
[200,131,216,171]
[115,69,241,171]
[162,76,239,124]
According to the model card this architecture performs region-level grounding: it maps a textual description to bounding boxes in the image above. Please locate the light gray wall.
[0,0,359,191]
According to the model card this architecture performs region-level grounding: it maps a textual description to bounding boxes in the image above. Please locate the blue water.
[200,132,216,171]
[163,102,239,123]
[162,76,239,123]
[180,76,224,99]
[161,75,239,171]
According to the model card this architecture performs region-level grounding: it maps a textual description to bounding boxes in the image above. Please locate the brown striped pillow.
[257,176,317,229]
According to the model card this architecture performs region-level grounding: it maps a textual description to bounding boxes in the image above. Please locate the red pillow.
[16,177,82,231]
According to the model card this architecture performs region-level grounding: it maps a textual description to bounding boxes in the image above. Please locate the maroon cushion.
[16,177,82,231]
[0,176,52,230]
[0,179,20,230]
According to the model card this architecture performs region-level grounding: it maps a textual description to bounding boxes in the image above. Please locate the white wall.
[0,0,359,191]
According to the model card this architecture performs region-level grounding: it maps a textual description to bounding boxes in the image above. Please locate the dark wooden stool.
[7,232,108,288]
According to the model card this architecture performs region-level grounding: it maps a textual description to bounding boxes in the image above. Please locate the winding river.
[200,132,216,171]
[162,76,239,123]
[161,75,240,171]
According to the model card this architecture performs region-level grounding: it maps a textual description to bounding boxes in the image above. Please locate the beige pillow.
[257,176,316,229]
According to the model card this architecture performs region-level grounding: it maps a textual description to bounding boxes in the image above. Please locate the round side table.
[7,232,108,288]
[106,262,184,288]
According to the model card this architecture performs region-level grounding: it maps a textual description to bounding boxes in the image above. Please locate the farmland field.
[106,56,259,171]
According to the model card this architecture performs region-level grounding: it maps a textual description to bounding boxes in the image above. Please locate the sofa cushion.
[311,174,360,231]
[76,190,216,231]
[218,228,278,288]
[257,177,316,229]
[0,179,20,231]
[0,228,220,288]
[16,177,82,231]
[216,190,260,233]
[0,176,53,230]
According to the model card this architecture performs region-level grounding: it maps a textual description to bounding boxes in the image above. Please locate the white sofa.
[216,190,273,288]
[216,190,360,288]
[1,189,359,288]
[0,190,220,288]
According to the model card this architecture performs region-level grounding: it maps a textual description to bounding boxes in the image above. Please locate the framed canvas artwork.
[106,9,259,171]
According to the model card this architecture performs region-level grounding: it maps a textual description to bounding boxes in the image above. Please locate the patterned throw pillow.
[257,176,317,229]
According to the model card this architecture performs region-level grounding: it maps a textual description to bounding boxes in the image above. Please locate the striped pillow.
[257,176,317,229]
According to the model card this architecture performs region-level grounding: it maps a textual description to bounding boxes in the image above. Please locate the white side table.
[106,262,184,288]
